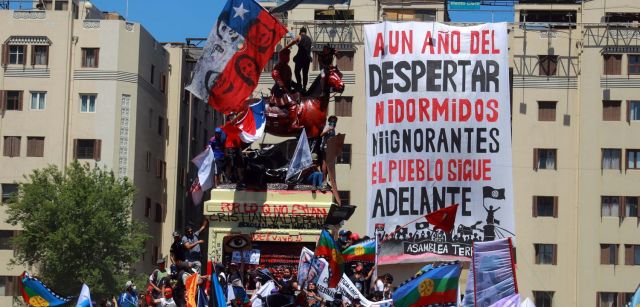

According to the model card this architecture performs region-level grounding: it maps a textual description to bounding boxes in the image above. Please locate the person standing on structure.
[286,27,313,93]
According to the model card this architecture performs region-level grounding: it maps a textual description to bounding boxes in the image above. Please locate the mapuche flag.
[424,204,459,233]
[392,262,462,307]
[19,272,72,306]
[342,239,376,263]
[314,230,344,288]
[186,0,287,114]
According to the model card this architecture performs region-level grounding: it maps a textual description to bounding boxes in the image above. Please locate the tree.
[5,162,150,300]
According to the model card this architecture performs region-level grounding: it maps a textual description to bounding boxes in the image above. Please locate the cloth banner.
[364,22,514,264]
[286,128,312,182]
[185,273,200,307]
[19,272,72,307]
[190,146,215,205]
[250,280,276,307]
[462,238,517,307]
[186,0,287,114]
[489,293,520,307]
[392,262,462,307]
[298,247,392,307]
[76,284,92,307]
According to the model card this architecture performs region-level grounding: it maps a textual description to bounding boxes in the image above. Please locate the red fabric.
[208,11,287,114]
[221,123,243,149]
[413,288,458,307]
[424,204,459,233]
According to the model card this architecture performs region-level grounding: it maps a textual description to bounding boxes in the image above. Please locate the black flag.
[483,186,506,200]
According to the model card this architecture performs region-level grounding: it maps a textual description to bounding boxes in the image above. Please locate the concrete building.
[0,1,216,303]
[248,0,640,306]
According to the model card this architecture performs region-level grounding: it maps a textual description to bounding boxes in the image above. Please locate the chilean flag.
[221,99,266,144]
[186,0,287,114]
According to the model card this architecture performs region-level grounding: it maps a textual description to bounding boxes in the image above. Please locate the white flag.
[190,146,215,205]
[286,129,312,182]
[76,284,92,307]
[251,280,276,307]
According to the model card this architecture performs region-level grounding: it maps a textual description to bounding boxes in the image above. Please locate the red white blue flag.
[220,99,267,144]
[186,0,287,114]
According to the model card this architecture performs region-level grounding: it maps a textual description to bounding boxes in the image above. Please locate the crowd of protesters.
[96,222,394,307]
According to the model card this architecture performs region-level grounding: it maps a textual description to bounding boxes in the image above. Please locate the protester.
[152,287,177,307]
[349,269,366,294]
[271,48,301,106]
[304,282,323,307]
[117,281,138,307]
[303,154,324,190]
[182,219,208,272]
[286,27,313,92]
[148,259,170,303]
[209,128,226,186]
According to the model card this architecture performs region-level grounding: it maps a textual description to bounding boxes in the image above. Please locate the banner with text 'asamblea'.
[365,22,514,264]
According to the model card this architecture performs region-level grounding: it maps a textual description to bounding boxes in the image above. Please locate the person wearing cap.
[208,128,226,186]
[152,287,177,307]
[182,219,208,273]
[148,258,170,301]
[117,281,138,307]
[170,231,186,265]
[285,27,313,92]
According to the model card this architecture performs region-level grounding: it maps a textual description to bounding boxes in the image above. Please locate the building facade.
[0,1,216,303]
[252,0,640,306]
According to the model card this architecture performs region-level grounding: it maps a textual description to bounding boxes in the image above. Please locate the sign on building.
[364,22,514,263]
[448,0,482,10]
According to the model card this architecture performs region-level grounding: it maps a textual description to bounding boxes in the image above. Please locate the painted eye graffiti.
[227,236,248,249]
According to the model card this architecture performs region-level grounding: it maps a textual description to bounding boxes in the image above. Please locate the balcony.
[287,20,371,45]
[582,23,640,48]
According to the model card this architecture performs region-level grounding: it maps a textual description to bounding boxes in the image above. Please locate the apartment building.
[252,0,640,306]
[0,1,215,302]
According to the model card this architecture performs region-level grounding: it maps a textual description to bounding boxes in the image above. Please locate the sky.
[91,0,225,42]
[90,0,514,43]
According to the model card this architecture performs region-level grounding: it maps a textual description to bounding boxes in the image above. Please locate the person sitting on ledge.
[303,153,324,191]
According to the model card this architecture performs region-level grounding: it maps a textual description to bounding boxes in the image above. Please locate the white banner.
[297,248,392,307]
[365,22,514,264]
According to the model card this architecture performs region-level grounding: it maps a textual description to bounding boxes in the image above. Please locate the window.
[621,293,635,306]
[8,45,26,65]
[538,55,558,76]
[30,92,46,110]
[628,55,640,75]
[3,136,21,157]
[145,197,151,218]
[624,245,640,265]
[5,91,23,111]
[0,276,20,296]
[335,96,352,117]
[628,101,640,121]
[0,231,14,250]
[533,291,553,307]
[55,0,68,10]
[603,54,622,75]
[627,149,640,170]
[157,116,164,136]
[80,94,96,113]
[534,243,556,265]
[600,244,618,265]
[336,51,354,71]
[602,100,621,121]
[160,73,167,93]
[73,139,101,160]
[150,65,155,84]
[598,292,618,307]
[338,191,350,206]
[32,46,49,66]
[601,196,621,217]
[1,184,18,203]
[26,137,44,157]
[533,148,557,170]
[383,9,436,21]
[155,203,162,223]
[624,197,638,218]
[602,149,621,170]
[81,48,99,68]
[146,151,152,172]
[532,196,557,218]
[337,144,351,164]
[538,101,556,121]
[156,159,166,179]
